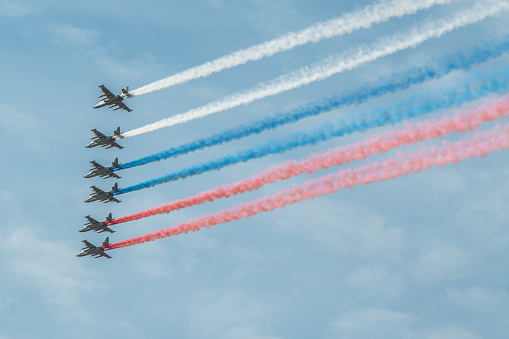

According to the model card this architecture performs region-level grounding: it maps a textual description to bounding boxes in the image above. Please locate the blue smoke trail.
[113,69,509,195]
[114,37,509,171]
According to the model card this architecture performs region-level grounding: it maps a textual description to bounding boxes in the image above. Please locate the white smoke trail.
[131,0,452,96]
[122,2,508,138]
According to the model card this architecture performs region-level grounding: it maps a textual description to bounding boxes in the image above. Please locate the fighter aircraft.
[85,182,121,203]
[86,127,123,150]
[84,158,121,179]
[80,213,115,233]
[94,84,132,112]
[77,237,112,259]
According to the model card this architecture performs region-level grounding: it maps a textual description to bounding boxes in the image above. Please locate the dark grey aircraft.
[85,158,121,179]
[80,213,115,233]
[77,237,112,259]
[86,127,123,150]
[85,183,121,203]
[94,84,132,112]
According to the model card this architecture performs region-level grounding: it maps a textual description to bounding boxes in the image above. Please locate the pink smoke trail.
[108,95,509,226]
[105,121,509,250]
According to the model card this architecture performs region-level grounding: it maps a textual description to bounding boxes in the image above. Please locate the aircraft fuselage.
[94,95,124,109]
[85,192,113,203]
[86,136,116,149]
[84,168,116,178]
[77,248,109,258]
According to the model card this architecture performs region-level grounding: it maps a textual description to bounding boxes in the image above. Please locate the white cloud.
[454,169,509,233]
[188,289,283,339]
[0,103,43,131]
[328,308,416,339]
[0,189,19,209]
[347,266,406,300]
[414,168,467,194]
[447,286,509,313]
[130,240,175,280]
[223,244,283,283]
[0,226,97,309]
[0,1,35,17]
[47,23,100,46]
[426,326,481,339]
[0,103,57,151]
[275,199,406,258]
[411,242,470,283]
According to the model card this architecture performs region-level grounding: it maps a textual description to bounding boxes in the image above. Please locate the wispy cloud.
[328,308,416,338]
[412,242,471,283]
[447,287,509,313]
[0,226,97,309]
[347,266,406,300]
[47,23,100,46]
[0,103,56,151]
[0,1,35,18]
[276,200,407,258]
[426,326,481,339]
[188,289,283,339]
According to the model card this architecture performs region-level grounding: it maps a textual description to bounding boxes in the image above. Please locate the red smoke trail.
[105,121,509,250]
[108,96,509,226]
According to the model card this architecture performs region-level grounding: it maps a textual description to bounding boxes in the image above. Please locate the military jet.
[86,127,123,150]
[85,158,121,179]
[77,237,112,259]
[80,213,115,233]
[85,182,121,203]
[94,84,132,112]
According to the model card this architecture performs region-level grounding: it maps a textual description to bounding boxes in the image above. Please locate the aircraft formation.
[76,1,509,258]
[79,85,130,259]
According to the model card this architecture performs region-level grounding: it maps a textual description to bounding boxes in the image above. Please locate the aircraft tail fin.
[103,237,110,247]
[106,213,112,222]
[112,182,119,191]
[113,127,121,137]
[112,158,119,167]
[122,86,132,97]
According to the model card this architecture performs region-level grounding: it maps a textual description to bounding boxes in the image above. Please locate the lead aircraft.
[77,237,112,259]
[94,84,132,112]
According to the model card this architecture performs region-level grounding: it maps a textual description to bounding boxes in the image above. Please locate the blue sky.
[1,0,509,338]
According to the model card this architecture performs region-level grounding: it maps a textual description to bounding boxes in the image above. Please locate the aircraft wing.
[101,251,112,259]
[110,172,121,179]
[104,226,115,233]
[108,196,121,203]
[91,129,107,139]
[91,186,104,194]
[99,85,115,99]
[90,161,105,170]
[82,240,95,249]
[85,216,98,224]
[98,225,115,233]
[105,141,124,150]
[113,101,132,112]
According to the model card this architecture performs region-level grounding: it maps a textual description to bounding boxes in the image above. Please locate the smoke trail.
[120,2,507,138]
[130,0,452,96]
[108,96,509,225]
[113,70,509,195]
[105,123,509,250]
[114,37,509,171]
